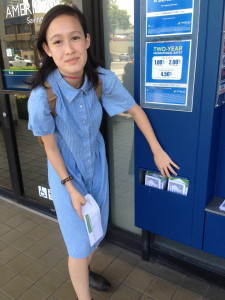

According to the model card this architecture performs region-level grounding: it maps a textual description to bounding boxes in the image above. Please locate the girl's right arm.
[41,133,86,220]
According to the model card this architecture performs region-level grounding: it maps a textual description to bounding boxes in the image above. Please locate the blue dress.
[28,67,135,258]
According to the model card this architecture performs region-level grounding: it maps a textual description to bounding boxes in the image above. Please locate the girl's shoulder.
[28,85,48,110]
[97,67,115,79]
[29,85,47,98]
[97,67,118,91]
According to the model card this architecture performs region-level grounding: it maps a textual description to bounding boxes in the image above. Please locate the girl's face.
[43,14,90,78]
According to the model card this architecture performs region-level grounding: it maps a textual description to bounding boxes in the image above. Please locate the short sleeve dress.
[28,67,136,258]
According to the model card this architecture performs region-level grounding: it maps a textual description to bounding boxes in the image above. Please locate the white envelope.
[82,194,103,247]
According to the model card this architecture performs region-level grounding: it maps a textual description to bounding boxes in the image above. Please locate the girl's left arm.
[128,104,179,177]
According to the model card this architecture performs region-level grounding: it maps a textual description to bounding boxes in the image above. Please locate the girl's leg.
[88,249,96,265]
[68,256,91,300]
[88,250,111,292]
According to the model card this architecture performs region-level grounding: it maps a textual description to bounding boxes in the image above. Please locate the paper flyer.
[82,194,103,247]
[167,177,189,196]
[145,171,167,189]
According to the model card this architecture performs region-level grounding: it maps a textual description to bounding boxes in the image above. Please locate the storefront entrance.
[0,0,140,246]
[0,87,55,213]
[0,0,82,214]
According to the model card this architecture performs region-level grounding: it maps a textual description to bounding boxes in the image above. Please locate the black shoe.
[89,270,111,292]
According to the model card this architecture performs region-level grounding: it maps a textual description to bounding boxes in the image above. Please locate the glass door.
[0,0,75,212]
[103,0,141,235]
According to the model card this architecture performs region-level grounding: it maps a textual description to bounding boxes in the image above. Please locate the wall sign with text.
[146,0,194,36]
[140,0,200,112]
[145,40,191,106]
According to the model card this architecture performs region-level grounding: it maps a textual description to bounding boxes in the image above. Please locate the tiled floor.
[0,197,225,300]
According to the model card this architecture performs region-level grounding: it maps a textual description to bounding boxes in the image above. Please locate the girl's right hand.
[69,190,86,220]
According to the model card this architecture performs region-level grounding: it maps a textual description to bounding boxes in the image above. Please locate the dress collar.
[51,69,90,103]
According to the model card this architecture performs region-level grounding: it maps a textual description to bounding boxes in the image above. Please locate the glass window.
[13,96,50,206]
[2,0,74,69]
[103,0,140,235]
[0,0,73,207]
[17,23,31,34]
[5,25,16,35]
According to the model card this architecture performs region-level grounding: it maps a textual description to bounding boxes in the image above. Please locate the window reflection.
[5,25,16,35]
[2,0,73,70]
[17,23,31,34]
[104,0,140,235]
[0,0,72,205]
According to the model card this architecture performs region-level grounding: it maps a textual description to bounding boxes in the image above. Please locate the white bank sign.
[6,0,60,23]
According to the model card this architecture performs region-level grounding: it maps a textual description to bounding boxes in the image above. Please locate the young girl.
[28,4,179,300]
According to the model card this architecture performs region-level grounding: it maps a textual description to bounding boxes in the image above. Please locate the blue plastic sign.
[147,0,193,13]
[145,40,191,106]
[146,0,193,36]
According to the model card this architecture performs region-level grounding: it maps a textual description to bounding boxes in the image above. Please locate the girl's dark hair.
[30,4,100,90]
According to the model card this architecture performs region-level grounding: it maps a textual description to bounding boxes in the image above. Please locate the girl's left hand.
[153,148,180,177]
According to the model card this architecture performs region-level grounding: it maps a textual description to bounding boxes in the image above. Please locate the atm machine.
[134,0,225,270]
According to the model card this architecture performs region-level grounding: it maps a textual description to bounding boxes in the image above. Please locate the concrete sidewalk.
[0,197,224,300]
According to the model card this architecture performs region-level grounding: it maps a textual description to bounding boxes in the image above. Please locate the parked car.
[119,53,133,61]
[9,55,32,67]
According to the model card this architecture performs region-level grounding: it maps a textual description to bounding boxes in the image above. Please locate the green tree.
[108,2,132,35]
[61,0,73,5]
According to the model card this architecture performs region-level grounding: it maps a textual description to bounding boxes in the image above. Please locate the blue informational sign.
[146,0,193,36]
[145,40,191,106]
[146,87,187,105]
[147,0,193,13]
[147,13,192,36]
